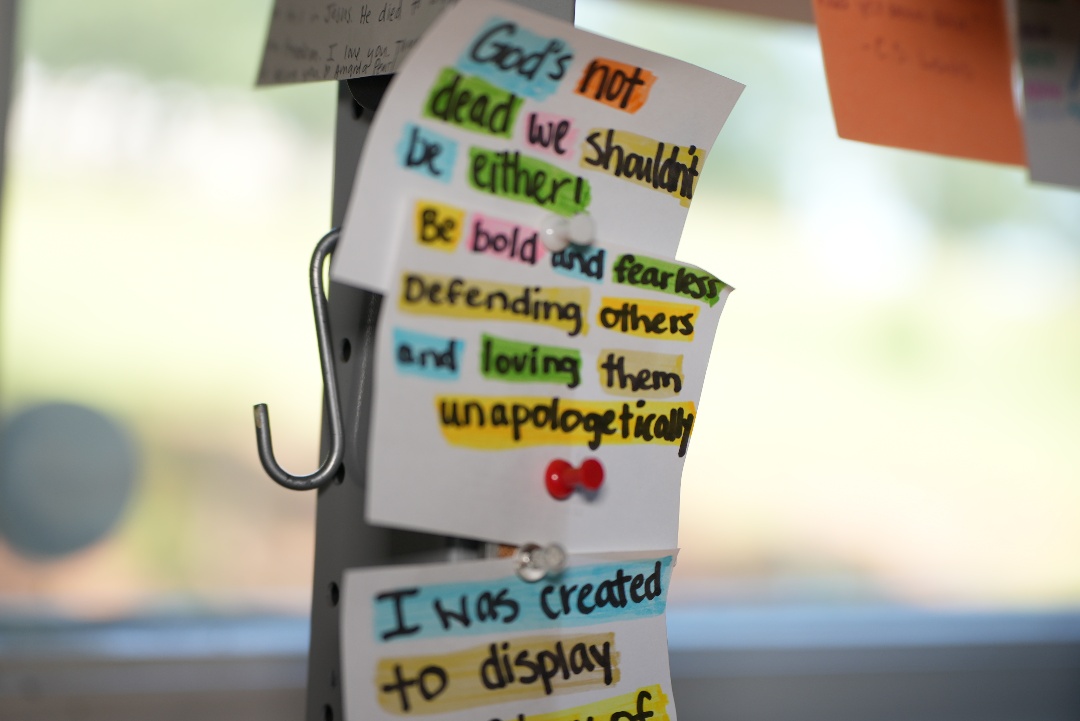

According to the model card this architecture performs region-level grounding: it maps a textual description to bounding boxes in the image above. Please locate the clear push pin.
[541,212,595,252]
[514,542,568,583]
[565,212,596,245]
[540,217,569,253]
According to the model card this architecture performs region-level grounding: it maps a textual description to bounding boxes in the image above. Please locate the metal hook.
[253,228,344,491]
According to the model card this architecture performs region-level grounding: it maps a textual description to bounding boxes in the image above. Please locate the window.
[2,0,1078,625]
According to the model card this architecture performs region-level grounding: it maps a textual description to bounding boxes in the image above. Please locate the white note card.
[341,552,680,721]
[1019,0,1080,189]
[328,0,742,551]
[366,208,731,550]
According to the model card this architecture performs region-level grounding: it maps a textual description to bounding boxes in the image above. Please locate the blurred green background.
[1,0,1078,616]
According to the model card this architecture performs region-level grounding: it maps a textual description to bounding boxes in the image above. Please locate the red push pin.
[545,459,604,500]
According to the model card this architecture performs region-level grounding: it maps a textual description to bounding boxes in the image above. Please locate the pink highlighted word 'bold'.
[470,213,544,266]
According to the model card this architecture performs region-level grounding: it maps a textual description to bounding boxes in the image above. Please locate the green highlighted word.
[612,253,728,307]
[468,147,591,216]
[424,67,523,138]
[480,334,582,389]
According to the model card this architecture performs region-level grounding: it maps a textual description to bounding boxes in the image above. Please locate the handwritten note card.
[342,552,679,721]
[1018,0,1080,188]
[368,199,730,550]
[330,0,744,292]
[257,0,574,85]
[814,0,1025,164]
[329,0,742,551]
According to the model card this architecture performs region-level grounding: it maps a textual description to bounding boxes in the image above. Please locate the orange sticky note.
[813,0,1025,164]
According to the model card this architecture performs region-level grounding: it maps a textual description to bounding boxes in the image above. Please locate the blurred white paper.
[257,0,573,85]
[1018,0,1080,189]
[329,0,743,292]
[342,551,679,721]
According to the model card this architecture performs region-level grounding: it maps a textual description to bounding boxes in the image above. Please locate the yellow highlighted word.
[436,396,697,457]
[598,350,684,398]
[414,200,465,252]
[581,127,704,207]
[522,684,670,721]
[399,272,589,337]
[598,297,698,342]
[375,632,618,715]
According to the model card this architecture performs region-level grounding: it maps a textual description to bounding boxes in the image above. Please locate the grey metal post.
[310,5,574,718]
[1,0,16,253]
[0,0,15,391]
[306,80,464,721]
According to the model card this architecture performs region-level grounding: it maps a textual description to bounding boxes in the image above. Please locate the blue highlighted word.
[457,18,574,100]
[396,123,457,182]
[393,327,462,380]
[373,556,673,643]
[551,245,605,283]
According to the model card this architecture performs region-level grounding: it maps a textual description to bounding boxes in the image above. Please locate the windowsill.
[3,605,1079,720]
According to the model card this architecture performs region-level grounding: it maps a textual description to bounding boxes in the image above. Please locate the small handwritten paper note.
[813,0,1025,164]
[1018,0,1080,188]
[257,0,573,85]
[368,199,730,550]
[342,552,679,721]
[330,0,741,551]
